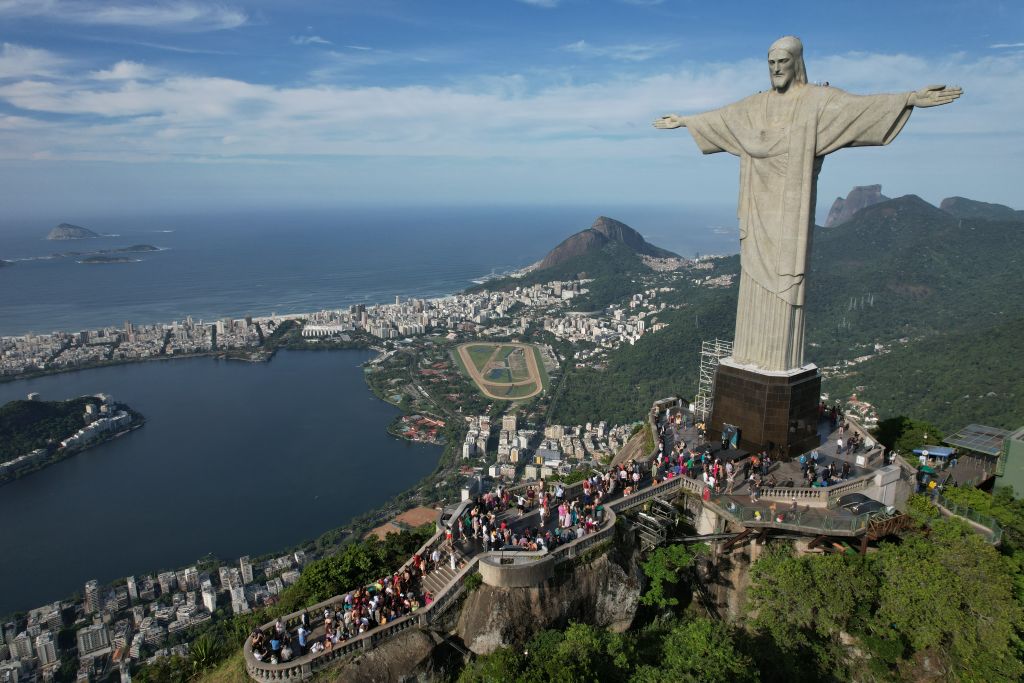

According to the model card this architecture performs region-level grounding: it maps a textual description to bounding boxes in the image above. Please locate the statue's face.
[768,49,796,92]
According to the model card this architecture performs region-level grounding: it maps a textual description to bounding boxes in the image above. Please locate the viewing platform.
[243,407,916,681]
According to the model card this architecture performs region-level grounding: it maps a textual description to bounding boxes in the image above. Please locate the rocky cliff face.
[537,216,677,270]
[455,542,643,655]
[824,185,889,227]
[324,627,438,683]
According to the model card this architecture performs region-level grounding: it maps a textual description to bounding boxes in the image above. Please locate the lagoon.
[0,350,441,617]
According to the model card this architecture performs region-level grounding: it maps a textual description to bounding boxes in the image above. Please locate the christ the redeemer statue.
[655,36,961,373]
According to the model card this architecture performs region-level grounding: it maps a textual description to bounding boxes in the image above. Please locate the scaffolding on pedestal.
[694,339,733,423]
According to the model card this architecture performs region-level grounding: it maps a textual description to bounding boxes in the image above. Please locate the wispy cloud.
[517,0,561,8]
[0,43,65,79]
[291,35,332,46]
[0,47,1018,168]
[0,0,247,31]
[990,42,1024,49]
[562,39,674,62]
[90,60,158,81]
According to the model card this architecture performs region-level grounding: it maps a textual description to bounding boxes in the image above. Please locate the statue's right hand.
[653,114,686,129]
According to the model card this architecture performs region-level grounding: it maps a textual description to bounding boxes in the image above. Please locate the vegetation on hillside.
[0,397,97,460]
[823,317,1024,431]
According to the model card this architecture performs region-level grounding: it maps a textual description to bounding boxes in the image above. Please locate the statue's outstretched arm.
[908,84,962,108]
[653,114,687,129]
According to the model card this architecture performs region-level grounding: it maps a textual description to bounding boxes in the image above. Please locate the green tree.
[640,543,702,609]
[190,633,221,676]
[746,544,878,650]
[874,520,1024,682]
[631,617,758,683]
[872,416,945,456]
[460,624,633,683]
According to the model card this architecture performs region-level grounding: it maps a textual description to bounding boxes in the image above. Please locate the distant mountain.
[0,260,11,268]
[47,223,100,240]
[537,216,677,271]
[806,193,1024,366]
[939,196,1024,221]
[823,184,889,227]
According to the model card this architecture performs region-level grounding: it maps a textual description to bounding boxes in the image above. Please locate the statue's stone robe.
[686,86,912,371]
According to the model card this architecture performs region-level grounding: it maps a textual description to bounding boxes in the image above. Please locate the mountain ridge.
[537,216,678,271]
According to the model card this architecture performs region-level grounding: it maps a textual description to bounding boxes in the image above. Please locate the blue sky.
[0,0,1021,218]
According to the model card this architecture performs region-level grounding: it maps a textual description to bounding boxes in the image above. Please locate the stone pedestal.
[708,358,821,457]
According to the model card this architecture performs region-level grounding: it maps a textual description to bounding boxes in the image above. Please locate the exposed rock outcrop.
[824,185,889,227]
[456,542,643,655]
[324,627,437,683]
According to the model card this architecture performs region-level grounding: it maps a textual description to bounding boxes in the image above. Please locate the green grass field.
[486,368,512,383]
[507,349,531,381]
[531,346,551,391]
[467,344,496,373]
[501,382,541,398]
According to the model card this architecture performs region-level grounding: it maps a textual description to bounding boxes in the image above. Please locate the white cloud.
[0,43,65,79]
[89,60,157,81]
[291,36,332,46]
[0,47,1019,186]
[990,42,1024,49]
[517,0,561,7]
[0,0,247,31]
[562,39,674,62]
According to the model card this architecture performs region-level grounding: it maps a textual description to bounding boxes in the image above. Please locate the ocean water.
[0,205,737,337]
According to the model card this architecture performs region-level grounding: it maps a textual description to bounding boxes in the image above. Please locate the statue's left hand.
[909,84,962,107]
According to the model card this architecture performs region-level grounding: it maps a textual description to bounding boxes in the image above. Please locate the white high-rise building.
[84,580,100,615]
[125,576,138,602]
[201,585,217,614]
[229,587,249,615]
[9,633,33,660]
[182,567,199,591]
[239,557,253,585]
[34,632,56,667]
[76,624,110,656]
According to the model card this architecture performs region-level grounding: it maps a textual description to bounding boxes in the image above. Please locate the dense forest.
[0,397,97,460]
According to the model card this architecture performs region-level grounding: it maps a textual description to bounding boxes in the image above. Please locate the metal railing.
[933,493,1004,545]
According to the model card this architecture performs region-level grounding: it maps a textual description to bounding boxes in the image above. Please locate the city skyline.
[0,0,1021,217]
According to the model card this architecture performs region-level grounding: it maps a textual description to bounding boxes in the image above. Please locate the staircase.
[420,549,467,597]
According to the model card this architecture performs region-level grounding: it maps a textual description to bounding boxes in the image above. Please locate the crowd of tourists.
[249,462,659,666]
[454,461,649,554]
[652,402,871,500]
[249,556,436,664]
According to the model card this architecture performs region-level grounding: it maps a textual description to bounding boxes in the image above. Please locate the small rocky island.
[77,245,159,264]
[47,223,100,240]
[79,255,139,264]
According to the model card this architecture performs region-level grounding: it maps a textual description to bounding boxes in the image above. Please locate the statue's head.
[767,35,808,93]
